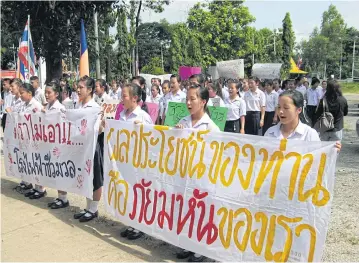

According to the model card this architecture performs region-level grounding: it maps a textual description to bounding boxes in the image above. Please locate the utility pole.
[67,18,73,72]
[94,7,101,79]
[352,38,357,80]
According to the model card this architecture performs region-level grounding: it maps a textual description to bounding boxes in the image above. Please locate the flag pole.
[27,15,31,82]
[16,37,21,78]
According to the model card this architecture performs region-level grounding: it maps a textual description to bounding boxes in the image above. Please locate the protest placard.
[210,97,220,107]
[102,99,120,119]
[114,102,159,123]
[216,59,244,79]
[3,109,100,199]
[252,63,282,79]
[164,102,227,131]
[104,121,337,262]
[179,66,202,80]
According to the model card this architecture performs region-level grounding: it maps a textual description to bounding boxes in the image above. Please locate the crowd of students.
[0,73,343,262]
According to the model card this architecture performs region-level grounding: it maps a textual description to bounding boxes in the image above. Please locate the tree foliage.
[281,12,295,79]
[116,6,130,80]
[141,57,164,75]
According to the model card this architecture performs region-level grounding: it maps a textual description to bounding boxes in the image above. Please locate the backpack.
[314,97,334,133]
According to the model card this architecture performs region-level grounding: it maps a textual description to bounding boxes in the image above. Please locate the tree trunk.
[45,53,62,83]
[105,27,111,82]
[134,0,142,76]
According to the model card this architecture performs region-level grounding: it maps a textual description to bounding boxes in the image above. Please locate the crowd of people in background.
[0,73,345,262]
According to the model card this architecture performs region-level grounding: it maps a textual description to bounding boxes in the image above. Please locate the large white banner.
[252,63,282,80]
[216,59,245,79]
[104,121,337,262]
[3,109,100,199]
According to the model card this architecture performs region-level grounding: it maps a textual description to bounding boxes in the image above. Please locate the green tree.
[141,57,164,75]
[281,12,295,78]
[116,6,130,80]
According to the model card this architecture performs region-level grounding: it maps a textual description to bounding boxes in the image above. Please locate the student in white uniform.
[72,76,104,222]
[117,83,153,240]
[207,82,226,107]
[224,82,246,134]
[244,77,266,135]
[306,77,322,127]
[157,80,170,125]
[162,74,186,122]
[147,84,162,104]
[13,83,43,194]
[94,79,111,105]
[265,90,342,152]
[133,75,150,97]
[5,78,23,114]
[30,76,47,106]
[263,80,279,135]
[109,79,121,100]
[175,84,219,262]
[61,85,74,109]
[70,81,79,107]
[273,78,282,94]
[1,78,13,132]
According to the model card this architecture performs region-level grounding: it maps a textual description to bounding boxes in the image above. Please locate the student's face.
[77,81,92,101]
[273,80,279,89]
[19,87,32,102]
[312,82,319,88]
[3,81,10,91]
[62,90,69,101]
[265,84,273,93]
[228,84,238,97]
[30,79,39,89]
[45,87,59,104]
[208,86,216,98]
[170,77,180,92]
[121,87,137,109]
[304,82,309,88]
[154,79,160,86]
[151,86,158,97]
[322,82,327,89]
[277,96,301,125]
[162,84,169,95]
[132,79,140,86]
[242,79,248,91]
[248,79,256,90]
[189,77,198,85]
[288,81,295,90]
[10,83,20,96]
[95,82,104,95]
[112,80,117,88]
[186,88,205,115]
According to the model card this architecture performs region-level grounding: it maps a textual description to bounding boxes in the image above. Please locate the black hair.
[96,79,108,93]
[282,80,288,90]
[273,78,281,84]
[20,83,36,97]
[170,74,181,83]
[325,80,342,102]
[265,79,273,86]
[207,81,223,99]
[59,77,67,83]
[322,80,327,84]
[30,76,39,81]
[311,77,320,85]
[46,81,62,102]
[296,75,304,81]
[151,84,161,94]
[3,78,11,83]
[279,90,311,126]
[63,84,72,98]
[10,78,23,87]
[188,84,210,115]
[189,74,205,85]
[79,75,95,96]
[135,76,146,88]
[162,80,170,87]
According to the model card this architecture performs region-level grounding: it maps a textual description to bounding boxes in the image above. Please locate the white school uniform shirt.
[94,92,111,106]
[20,97,43,113]
[243,88,266,112]
[46,100,65,111]
[109,88,121,100]
[264,121,320,141]
[164,90,186,113]
[265,90,279,112]
[295,85,307,98]
[277,89,284,95]
[224,96,246,121]
[34,87,47,105]
[71,92,79,104]
[9,96,23,113]
[1,91,14,114]
[76,98,101,110]
[147,94,162,104]
[158,95,167,119]
[118,106,153,125]
[207,95,226,107]
[222,88,229,101]
[306,88,322,106]
[177,113,220,132]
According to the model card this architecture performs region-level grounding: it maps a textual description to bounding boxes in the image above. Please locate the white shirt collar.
[268,121,306,138]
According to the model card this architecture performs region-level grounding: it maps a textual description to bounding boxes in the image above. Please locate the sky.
[139,0,359,42]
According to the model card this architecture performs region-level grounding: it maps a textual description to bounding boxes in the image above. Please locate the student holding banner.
[13,83,43,195]
[264,89,341,151]
[224,82,246,134]
[5,78,23,114]
[94,79,110,106]
[175,84,219,262]
[72,75,104,222]
[244,77,266,135]
[116,83,153,240]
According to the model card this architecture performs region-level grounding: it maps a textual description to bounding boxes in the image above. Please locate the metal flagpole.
[27,15,31,82]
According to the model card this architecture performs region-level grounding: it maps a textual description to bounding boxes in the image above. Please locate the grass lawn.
[341,82,359,94]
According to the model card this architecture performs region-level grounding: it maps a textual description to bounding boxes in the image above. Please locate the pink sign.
[115,102,159,124]
[179,66,201,80]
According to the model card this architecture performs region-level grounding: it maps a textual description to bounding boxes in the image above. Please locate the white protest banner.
[62,100,74,110]
[104,121,337,262]
[216,59,244,79]
[3,109,100,199]
[102,99,120,119]
[252,63,282,79]
[210,97,220,107]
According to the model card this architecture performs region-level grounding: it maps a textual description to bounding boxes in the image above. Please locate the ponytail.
[141,88,149,113]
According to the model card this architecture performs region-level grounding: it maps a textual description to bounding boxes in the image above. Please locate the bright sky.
[140,0,359,42]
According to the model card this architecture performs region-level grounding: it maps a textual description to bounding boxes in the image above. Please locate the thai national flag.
[18,16,36,82]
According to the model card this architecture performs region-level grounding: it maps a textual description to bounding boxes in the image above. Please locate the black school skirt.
[224,119,240,133]
[245,111,260,135]
[93,133,104,191]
